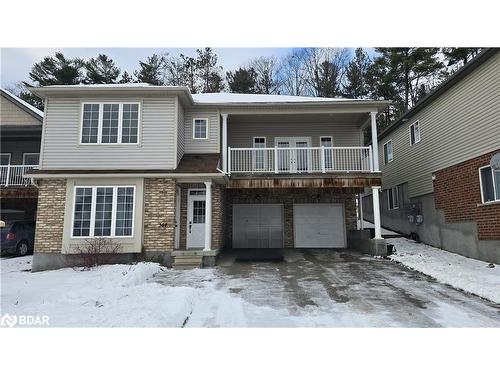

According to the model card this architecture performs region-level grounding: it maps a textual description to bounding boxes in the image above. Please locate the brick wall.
[225,187,358,248]
[0,187,38,199]
[434,149,500,240]
[143,178,176,251]
[34,179,66,253]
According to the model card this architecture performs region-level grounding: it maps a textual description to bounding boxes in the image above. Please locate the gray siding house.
[27,84,390,271]
[362,48,500,264]
[1,88,43,224]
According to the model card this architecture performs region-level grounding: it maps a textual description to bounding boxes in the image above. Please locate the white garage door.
[293,204,346,248]
[233,204,283,248]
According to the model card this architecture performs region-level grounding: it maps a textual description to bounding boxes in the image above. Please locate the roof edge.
[1,88,44,121]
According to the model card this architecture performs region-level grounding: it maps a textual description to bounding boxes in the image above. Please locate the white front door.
[187,189,206,248]
[275,137,311,173]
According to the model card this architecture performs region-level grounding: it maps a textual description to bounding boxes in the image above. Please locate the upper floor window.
[193,118,208,139]
[81,103,140,144]
[479,166,500,203]
[0,153,11,165]
[409,121,421,145]
[383,140,393,164]
[72,185,135,237]
[387,186,400,210]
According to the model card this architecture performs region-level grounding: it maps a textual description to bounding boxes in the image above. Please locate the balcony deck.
[0,165,38,187]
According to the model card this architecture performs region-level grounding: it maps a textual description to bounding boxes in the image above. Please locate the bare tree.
[276,50,309,96]
[303,48,350,97]
[249,56,280,94]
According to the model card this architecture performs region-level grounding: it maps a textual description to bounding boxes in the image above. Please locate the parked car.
[1,220,36,256]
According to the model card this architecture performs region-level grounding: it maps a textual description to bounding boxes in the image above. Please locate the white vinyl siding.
[72,185,135,238]
[378,52,500,198]
[0,95,42,126]
[479,166,500,203]
[42,96,177,169]
[228,122,361,148]
[184,109,219,153]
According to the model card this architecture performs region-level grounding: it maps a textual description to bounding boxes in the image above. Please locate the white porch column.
[204,181,212,251]
[222,113,228,173]
[372,186,382,239]
[370,111,380,172]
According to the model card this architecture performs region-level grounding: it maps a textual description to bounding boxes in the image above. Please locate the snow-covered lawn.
[388,238,500,304]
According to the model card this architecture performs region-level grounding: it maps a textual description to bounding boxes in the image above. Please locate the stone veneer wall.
[178,183,225,250]
[34,179,67,253]
[143,178,176,252]
[225,187,359,248]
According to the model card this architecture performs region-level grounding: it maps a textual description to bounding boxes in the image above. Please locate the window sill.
[477,200,500,207]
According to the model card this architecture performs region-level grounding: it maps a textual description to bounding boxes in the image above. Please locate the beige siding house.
[27,83,390,271]
[363,48,500,264]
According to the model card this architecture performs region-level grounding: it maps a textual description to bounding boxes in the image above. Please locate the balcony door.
[274,137,311,173]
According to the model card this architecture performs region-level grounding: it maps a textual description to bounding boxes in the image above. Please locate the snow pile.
[192,92,364,104]
[388,238,500,304]
[0,257,196,327]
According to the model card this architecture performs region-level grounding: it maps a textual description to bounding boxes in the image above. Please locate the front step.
[173,255,203,269]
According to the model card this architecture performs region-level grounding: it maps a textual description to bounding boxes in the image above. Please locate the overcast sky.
[0,48,302,89]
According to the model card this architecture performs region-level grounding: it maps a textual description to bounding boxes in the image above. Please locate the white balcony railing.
[0,165,38,186]
[228,146,373,174]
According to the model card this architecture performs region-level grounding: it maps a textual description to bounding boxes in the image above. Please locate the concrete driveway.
[154,250,500,327]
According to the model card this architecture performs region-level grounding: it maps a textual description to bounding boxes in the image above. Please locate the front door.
[275,137,311,173]
[187,189,206,248]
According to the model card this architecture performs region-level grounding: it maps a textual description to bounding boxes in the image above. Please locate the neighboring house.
[0,88,43,223]
[362,48,500,264]
[26,83,390,271]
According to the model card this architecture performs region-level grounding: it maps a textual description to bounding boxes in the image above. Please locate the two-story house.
[362,48,500,264]
[1,88,43,224]
[26,83,390,271]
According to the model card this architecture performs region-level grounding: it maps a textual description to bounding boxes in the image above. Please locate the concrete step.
[173,255,203,269]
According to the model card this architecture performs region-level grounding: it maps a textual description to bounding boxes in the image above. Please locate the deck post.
[222,113,228,173]
[274,146,278,173]
[372,186,383,239]
[321,146,326,173]
[370,111,380,172]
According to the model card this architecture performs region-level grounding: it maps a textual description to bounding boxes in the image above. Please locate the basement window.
[479,166,500,203]
[387,186,400,210]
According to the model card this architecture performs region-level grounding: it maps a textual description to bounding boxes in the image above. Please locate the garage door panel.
[294,204,345,248]
[233,204,283,248]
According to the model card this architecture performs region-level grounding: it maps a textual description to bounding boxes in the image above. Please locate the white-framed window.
[383,140,393,164]
[22,153,40,165]
[387,186,400,210]
[479,166,500,203]
[409,121,421,145]
[72,185,135,238]
[0,153,11,166]
[80,102,140,144]
[253,137,267,171]
[193,118,208,139]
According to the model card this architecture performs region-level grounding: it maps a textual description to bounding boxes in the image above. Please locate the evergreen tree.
[226,67,258,93]
[85,54,120,84]
[343,48,370,98]
[442,47,480,66]
[195,48,224,93]
[134,54,166,85]
[312,60,342,97]
[118,71,134,83]
[29,52,84,86]
[19,90,44,111]
[370,48,443,112]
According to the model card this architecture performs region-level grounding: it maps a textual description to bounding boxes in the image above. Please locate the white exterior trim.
[22,153,40,165]
[479,165,500,204]
[409,120,421,145]
[192,117,209,140]
[383,139,393,164]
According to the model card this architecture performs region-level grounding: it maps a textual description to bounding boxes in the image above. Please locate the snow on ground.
[1,256,196,327]
[388,238,500,304]
[361,220,400,236]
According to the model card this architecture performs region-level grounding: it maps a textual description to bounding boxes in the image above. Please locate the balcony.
[228,146,373,175]
[0,165,38,187]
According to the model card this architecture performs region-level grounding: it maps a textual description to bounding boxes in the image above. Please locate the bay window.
[72,186,135,237]
[81,103,140,144]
